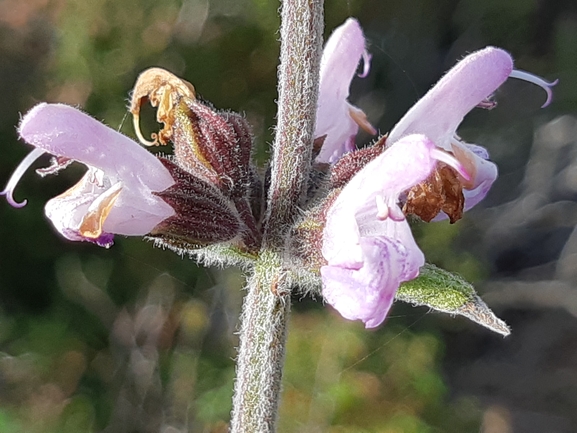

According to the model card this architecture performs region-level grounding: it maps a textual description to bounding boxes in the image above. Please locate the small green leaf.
[397,264,510,336]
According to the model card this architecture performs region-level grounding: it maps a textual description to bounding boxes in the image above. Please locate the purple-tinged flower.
[1,103,175,247]
[388,47,556,216]
[321,134,469,328]
[315,18,376,164]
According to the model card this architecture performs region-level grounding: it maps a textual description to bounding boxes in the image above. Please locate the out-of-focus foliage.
[0,0,575,431]
[280,311,481,433]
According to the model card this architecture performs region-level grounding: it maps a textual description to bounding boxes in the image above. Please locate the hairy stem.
[230,252,290,432]
[263,0,324,248]
[230,0,324,431]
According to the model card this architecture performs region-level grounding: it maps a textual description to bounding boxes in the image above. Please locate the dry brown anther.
[130,68,196,146]
[403,162,465,224]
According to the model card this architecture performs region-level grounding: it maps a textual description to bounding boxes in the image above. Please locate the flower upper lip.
[387,47,514,151]
[18,103,175,193]
[315,17,376,164]
[384,47,556,217]
[387,46,557,153]
[2,103,176,246]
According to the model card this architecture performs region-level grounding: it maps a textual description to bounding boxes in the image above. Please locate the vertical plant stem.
[263,0,324,247]
[231,0,324,432]
[230,253,290,433]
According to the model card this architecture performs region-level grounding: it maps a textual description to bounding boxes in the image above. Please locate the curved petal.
[321,135,467,327]
[449,141,498,210]
[44,171,115,246]
[323,135,441,258]
[316,18,368,163]
[19,103,176,241]
[318,18,366,110]
[388,47,514,150]
[322,135,440,265]
[18,103,175,193]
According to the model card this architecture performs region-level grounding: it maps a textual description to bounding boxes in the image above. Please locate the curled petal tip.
[0,190,27,208]
[509,69,558,108]
[132,111,158,146]
[540,78,559,108]
[1,147,45,209]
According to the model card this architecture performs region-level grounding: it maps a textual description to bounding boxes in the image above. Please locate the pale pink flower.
[320,46,556,328]
[315,18,376,164]
[321,135,468,328]
[1,103,175,247]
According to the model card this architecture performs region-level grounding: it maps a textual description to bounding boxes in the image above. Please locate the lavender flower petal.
[316,18,374,163]
[388,47,513,150]
[16,103,175,241]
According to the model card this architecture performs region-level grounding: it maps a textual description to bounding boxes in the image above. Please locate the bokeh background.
[1,0,576,432]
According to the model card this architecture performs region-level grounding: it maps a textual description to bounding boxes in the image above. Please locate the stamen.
[358,50,372,78]
[36,156,73,177]
[509,69,558,108]
[477,98,497,110]
[388,204,405,221]
[453,137,489,160]
[349,105,377,135]
[431,148,471,182]
[0,147,45,208]
[89,168,106,188]
[79,182,123,239]
[375,195,389,220]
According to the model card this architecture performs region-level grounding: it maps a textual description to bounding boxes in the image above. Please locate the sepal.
[150,158,242,247]
[329,135,385,188]
[285,191,338,276]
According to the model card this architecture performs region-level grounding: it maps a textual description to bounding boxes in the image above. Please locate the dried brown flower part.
[129,67,262,251]
[130,68,196,146]
[403,162,464,223]
[348,105,377,135]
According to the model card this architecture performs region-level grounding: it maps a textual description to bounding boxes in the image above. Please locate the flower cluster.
[1,18,556,330]
[291,19,556,328]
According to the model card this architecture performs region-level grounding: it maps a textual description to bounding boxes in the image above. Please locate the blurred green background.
[1,0,576,432]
